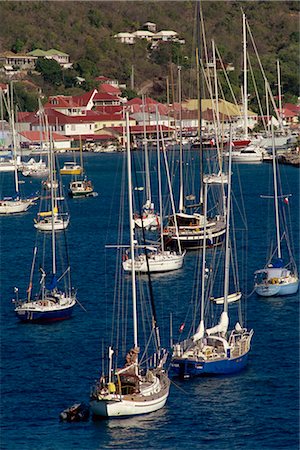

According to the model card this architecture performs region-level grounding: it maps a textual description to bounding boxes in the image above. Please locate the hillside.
[0,1,299,109]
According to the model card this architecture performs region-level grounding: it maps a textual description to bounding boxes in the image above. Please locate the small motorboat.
[60,162,83,175]
[60,403,90,422]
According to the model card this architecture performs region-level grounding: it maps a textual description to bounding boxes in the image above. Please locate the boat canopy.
[46,274,58,290]
[271,258,284,268]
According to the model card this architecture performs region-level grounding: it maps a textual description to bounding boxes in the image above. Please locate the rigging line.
[167,377,189,396]
[247,53,267,133]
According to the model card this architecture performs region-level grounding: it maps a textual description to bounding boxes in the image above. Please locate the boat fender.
[108,382,116,394]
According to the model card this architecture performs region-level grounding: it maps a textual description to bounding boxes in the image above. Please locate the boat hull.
[15,301,75,323]
[123,252,185,273]
[163,226,226,250]
[255,280,299,297]
[34,217,70,231]
[90,385,169,418]
[0,199,35,214]
[171,351,250,378]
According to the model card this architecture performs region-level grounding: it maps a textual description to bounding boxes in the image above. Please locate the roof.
[182,98,257,117]
[154,30,178,36]
[44,89,97,109]
[27,48,69,57]
[98,83,121,95]
[19,131,70,142]
[114,32,135,38]
[132,30,154,37]
[93,92,120,102]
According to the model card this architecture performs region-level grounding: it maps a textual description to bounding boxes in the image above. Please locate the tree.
[11,37,25,53]
[35,58,63,86]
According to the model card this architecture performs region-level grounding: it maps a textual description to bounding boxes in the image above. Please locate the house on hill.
[27,49,72,68]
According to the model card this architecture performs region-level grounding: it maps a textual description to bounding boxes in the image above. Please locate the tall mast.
[271,126,281,259]
[199,180,208,333]
[243,13,248,139]
[212,39,220,135]
[178,66,184,213]
[49,125,56,276]
[156,107,164,252]
[142,95,151,205]
[10,83,19,195]
[277,59,283,132]
[126,111,138,352]
[223,131,233,315]
[197,0,203,205]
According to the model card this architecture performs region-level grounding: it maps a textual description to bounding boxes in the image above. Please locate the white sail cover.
[192,320,204,342]
[206,311,229,336]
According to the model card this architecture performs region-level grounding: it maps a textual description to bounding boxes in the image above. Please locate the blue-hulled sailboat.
[13,136,76,323]
[170,139,253,378]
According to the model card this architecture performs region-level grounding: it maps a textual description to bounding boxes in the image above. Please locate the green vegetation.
[0,1,298,111]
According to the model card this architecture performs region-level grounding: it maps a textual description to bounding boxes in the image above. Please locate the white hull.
[0,198,35,214]
[34,216,70,231]
[123,251,185,273]
[90,373,169,418]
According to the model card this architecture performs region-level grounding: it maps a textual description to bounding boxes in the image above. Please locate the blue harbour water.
[0,152,299,449]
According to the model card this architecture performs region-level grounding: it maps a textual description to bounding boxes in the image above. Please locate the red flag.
[284,197,289,205]
[179,323,185,332]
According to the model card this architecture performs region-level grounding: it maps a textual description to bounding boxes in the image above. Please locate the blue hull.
[170,352,249,378]
[15,305,75,323]
[255,280,299,297]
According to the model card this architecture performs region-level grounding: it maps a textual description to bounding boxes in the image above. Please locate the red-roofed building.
[281,103,299,125]
[44,89,98,115]
[126,97,168,115]
[18,130,71,150]
[0,83,8,93]
[98,83,122,96]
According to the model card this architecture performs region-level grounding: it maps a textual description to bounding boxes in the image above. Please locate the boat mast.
[178,66,184,213]
[277,60,283,132]
[142,95,151,206]
[49,125,56,277]
[10,83,19,196]
[199,180,208,336]
[243,12,248,139]
[271,126,281,259]
[156,106,164,252]
[196,0,203,204]
[126,111,138,355]
[223,131,233,315]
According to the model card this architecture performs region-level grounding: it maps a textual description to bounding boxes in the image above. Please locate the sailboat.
[13,140,76,322]
[254,130,299,297]
[90,112,170,417]
[162,64,226,250]
[123,108,185,273]
[34,134,70,232]
[0,85,37,215]
[170,140,253,378]
[134,96,159,231]
[68,138,95,198]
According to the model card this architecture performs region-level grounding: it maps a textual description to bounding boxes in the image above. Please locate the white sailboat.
[13,137,76,322]
[254,129,299,297]
[123,108,185,273]
[68,138,95,198]
[171,139,253,378]
[34,130,70,231]
[163,66,226,250]
[134,96,159,231]
[90,112,170,417]
[0,85,37,214]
